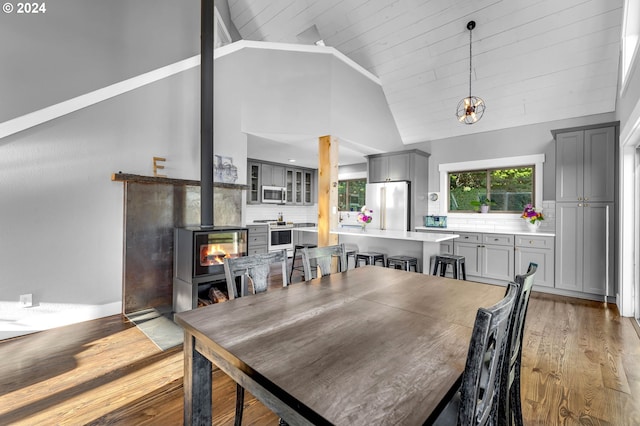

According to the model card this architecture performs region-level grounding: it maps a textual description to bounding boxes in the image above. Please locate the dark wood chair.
[502,262,538,425]
[433,282,519,426]
[301,244,347,279]
[223,250,289,426]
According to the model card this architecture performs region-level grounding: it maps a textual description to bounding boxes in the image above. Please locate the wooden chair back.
[458,282,519,425]
[301,244,347,280]
[223,250,288,299]
[502,262,538,425]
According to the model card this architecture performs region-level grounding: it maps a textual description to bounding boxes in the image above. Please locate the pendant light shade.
[456,21,485,124]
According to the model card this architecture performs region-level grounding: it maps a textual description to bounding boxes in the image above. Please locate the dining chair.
[301,243,347,279]
[223,250,289,426]
[223,250,288,300]
[433,282,519,426]
[502,262,538,425]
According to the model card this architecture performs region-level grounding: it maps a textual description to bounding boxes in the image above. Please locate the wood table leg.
[184,331,212,426]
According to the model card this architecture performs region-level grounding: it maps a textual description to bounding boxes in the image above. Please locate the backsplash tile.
[245,204,318,224]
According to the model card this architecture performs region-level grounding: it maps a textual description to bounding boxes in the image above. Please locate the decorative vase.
[525,221,540,232]
[480,205,490,214]
[360,223,367,232]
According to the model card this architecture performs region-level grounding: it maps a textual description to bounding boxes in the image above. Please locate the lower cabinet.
[418,229,555,289]
[247,224,268,255]
[454,233,514,282]
[514,235,555,288]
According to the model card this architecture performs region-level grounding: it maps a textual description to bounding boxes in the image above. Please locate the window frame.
[439,154,545,217]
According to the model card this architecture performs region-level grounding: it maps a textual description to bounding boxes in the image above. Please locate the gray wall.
[406,112,616,200]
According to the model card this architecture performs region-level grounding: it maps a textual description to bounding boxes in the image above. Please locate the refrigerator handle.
[380,186,386,230]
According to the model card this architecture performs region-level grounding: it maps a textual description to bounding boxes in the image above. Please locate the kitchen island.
[294,227,458,273]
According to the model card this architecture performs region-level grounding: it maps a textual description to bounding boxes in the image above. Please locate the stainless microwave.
[262,186,286,204]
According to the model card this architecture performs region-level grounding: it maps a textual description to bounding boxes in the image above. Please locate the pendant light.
[456,20,485,124]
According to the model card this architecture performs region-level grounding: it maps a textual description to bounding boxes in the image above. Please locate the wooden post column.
[318,135,339,247]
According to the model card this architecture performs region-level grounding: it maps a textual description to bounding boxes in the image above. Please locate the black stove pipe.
[200,0,214,228]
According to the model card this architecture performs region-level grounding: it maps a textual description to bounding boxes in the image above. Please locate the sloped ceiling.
[229,0,623,145]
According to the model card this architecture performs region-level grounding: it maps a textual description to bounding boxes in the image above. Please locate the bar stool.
[432,254,466,280]
[355,252,385,267]
[386,255,419,272]
[289,244,317,282]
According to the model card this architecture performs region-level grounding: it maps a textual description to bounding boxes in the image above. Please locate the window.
[621,0,640,93]
[448,166,535,213]
[338,178,366,211]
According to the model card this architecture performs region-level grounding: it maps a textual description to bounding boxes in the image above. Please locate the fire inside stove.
[193,229,247,277]
[200,243,235,266]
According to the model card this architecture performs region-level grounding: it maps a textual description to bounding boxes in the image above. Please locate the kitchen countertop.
[414,225,555,237]
[294,227,459,243]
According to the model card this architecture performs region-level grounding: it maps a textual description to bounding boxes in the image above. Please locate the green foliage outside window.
[449,167,534,212]
[338,179,367,211]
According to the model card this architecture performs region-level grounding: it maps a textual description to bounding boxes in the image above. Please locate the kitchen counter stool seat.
[432,254,467,280]
[386,255,419,272]
[289,244,317,282]
[355,252,385,267]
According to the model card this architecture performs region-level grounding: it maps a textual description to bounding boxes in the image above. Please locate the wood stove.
[173,226,248,312]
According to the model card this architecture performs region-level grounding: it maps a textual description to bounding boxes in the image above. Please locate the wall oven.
[262,186,286,204]
[268,223,294,256]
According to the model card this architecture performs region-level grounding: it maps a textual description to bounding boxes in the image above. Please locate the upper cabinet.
[248,159,315,205]
[368,152,412,182]
[555,126,615,203]
[260,163,286,188]
[248,162,261,203]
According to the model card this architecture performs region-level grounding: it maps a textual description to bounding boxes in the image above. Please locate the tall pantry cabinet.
[553,124,617,298]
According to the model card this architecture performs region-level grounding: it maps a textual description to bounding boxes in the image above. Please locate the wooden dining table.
[174,265,506,425]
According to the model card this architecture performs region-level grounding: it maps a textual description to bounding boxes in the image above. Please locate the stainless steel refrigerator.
[365,181,411,231]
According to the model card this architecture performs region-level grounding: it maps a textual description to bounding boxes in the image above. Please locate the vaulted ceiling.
[228,0,623,147]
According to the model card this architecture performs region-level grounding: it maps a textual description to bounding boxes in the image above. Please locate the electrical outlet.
[20,294,33,308]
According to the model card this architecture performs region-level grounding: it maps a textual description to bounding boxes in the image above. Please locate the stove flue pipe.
[200,0,214,228]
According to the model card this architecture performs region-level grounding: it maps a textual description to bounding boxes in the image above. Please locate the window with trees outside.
[338,178,366,211]
[448,166,535,213]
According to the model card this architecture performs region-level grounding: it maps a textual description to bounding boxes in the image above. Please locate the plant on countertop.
[469,197,496,212]
[521,204,544,224]
[357,206,373,226]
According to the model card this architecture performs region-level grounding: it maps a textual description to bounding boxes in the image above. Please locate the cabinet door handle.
[584,197,589,201]
[584,203,589,207]
[578,203,583,207]
[578,197,583,201]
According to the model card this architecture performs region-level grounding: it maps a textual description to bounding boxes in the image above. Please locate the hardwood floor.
[1,284,639,425]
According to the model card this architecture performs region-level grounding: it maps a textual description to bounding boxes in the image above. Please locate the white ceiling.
[228,0,623,167]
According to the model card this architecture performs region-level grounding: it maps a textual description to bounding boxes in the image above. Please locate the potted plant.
[470,198,496,213]
[521,204,544,232]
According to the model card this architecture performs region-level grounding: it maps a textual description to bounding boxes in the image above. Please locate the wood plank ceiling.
[228,0,623,147]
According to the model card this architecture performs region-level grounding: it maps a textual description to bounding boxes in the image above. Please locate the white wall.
[0,69,201,311]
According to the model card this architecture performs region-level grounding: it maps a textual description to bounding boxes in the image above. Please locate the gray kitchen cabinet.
[368,152,411,182]
[247,224,268,255]
[454,232,514,282]
[555,126,615,203]
[481,234,515,281]
[553,122,617,297]
[248,162,261,204]
[260,163,286,188]
[249,159,316,205]
[303,170,314,205]
[555,202,613,295]
[514,235,555,288]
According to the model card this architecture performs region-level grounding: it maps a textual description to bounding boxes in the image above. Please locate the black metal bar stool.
[355,252,385,267]
[386,255,419,272]
[289,244,317,282]
[432,254,466,280]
